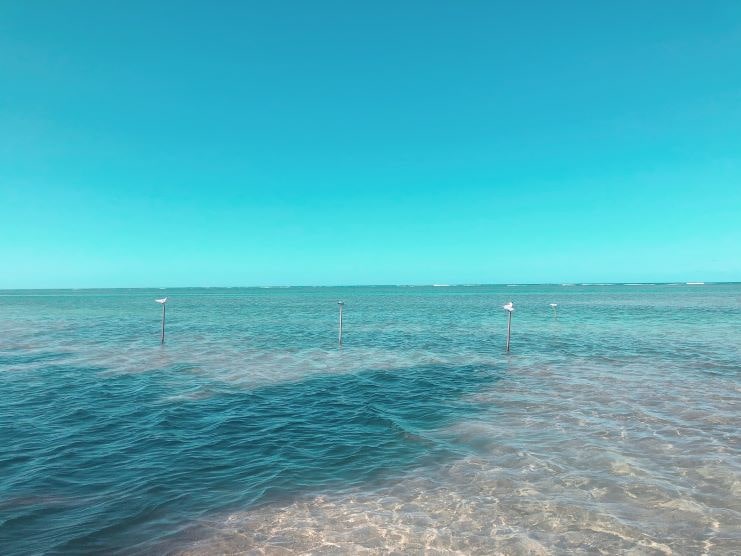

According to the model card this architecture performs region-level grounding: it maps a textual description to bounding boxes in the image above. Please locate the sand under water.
[1,285,739,554]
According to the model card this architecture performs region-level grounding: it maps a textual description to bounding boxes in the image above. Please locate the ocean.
[1,284,739,554]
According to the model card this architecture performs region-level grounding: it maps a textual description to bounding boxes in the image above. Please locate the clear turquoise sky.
[1,2,740,288]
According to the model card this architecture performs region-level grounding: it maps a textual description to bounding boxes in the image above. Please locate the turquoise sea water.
[1,285,739,554]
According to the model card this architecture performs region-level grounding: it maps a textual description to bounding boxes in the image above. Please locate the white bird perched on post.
[503,301,514,352]
[550,303,558,317]
[155,297,167,344]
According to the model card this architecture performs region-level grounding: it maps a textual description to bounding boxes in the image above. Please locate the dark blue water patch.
[0,362,500,555]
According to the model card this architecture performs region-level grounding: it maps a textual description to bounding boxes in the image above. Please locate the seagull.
[550,303,558,308]
[155,297,168,304]
[503,301,514,312]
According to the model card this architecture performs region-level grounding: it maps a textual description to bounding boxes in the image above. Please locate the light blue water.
[1,285,739,554]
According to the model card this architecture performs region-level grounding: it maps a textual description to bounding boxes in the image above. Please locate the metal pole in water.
[338,301,344,346]
[550,303,558,318]
[506,310,512,351]
[503,301,514,352]
[155,297,168,344]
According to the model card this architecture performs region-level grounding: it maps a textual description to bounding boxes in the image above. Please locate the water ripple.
[1,285,739,554]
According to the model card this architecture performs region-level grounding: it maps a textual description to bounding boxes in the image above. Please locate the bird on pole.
[155,297,168,344]
[550,303,558,317]
[503,301,514,352]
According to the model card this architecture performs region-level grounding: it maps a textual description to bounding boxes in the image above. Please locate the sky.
[1,1,740,288]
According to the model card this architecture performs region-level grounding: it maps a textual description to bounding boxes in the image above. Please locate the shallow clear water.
[1,285,739,554]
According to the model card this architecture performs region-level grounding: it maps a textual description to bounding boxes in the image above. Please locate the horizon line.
[1,281,737,291]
